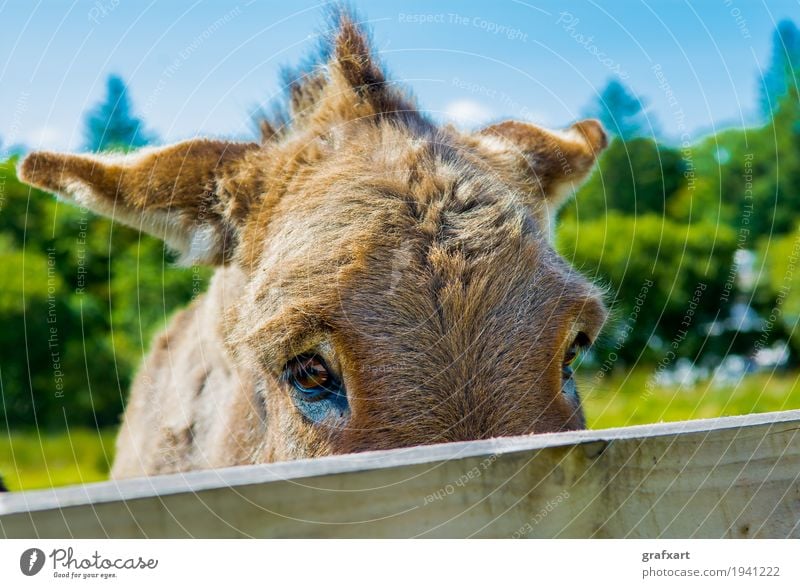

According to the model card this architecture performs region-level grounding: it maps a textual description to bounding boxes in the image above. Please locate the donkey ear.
[18,139,261,265]
[478,119,607,207]
[329,15,392,111]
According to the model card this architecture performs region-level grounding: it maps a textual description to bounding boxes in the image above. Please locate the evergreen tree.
[589,78,650,141]
[83,74,152,152]
[759,19,800,119]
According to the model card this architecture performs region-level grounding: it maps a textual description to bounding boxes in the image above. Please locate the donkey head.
[19,15,607,463]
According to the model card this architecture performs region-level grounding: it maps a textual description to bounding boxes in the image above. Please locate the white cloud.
[22,126,68,150]
[442,99,494,128]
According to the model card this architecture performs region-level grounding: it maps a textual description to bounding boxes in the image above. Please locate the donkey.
[18,14,608,478]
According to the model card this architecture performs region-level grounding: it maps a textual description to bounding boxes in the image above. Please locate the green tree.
[0,158,208,430]
[756,225,800,352]
[588,78,651,141]
[563,137,685,220]
[744,88,800,237]
[759,19,800,119]
[84,74,152,152]
[665,129,752,229]
[557,213,737,365]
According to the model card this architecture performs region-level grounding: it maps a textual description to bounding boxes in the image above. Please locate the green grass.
[2,369,800,491]
[581,368,800,429]
[0,428,116,491]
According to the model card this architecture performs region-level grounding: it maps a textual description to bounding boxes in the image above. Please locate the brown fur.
[18,13,607,477]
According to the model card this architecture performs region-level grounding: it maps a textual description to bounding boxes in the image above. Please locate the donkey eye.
[563,332,590,370]
[283,354,349,423]
[286,355,337,399]
[562,332,590,405]
[563,346,578,367]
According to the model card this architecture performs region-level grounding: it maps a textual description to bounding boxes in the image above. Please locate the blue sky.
[0,0,797,152]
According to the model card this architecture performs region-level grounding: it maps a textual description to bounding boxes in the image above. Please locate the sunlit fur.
[19,12,608,478]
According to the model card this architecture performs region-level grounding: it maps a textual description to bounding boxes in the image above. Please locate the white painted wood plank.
[2,410,799,538]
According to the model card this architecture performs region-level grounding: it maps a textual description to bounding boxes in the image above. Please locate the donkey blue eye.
[561,365,581,405]
[284,355,350,422]
[294,386,349,423]
[291,380,337,400]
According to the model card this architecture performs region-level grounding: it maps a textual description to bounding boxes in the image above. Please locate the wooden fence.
[2,410,799,538]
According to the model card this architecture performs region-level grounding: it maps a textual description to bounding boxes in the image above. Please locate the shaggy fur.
[19,12,608,478]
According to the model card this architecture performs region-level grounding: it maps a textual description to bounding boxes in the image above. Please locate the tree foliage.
[756,226,800,349]
[84,74,152,152]
[561,137,684,220]
[759,19,800,119]
[557,213,737,364]
[588,78,651,141]
[0,158,208,429]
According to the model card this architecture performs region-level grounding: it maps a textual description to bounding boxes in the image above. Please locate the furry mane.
[256,7,427,143]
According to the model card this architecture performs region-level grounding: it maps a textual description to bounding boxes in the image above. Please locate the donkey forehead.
[237,153,604,374]
[264,128,547,246]
[242,247,603,378]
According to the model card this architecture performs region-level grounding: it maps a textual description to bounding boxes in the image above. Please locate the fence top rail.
[2,409,799,518]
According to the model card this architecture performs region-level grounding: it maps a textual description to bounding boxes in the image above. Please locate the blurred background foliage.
[2,19,800,490]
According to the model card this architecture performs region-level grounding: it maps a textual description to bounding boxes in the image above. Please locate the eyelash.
[282,354,349,422]
[563,332,590,370]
